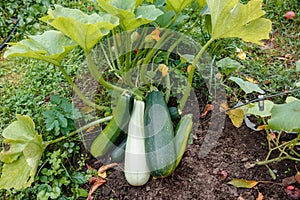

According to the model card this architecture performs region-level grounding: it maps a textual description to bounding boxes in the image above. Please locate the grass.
[0,0,299,199]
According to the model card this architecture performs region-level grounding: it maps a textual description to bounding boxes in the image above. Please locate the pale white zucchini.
[124,100,150,186]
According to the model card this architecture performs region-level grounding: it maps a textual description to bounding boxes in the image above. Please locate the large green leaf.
[268,101,300,132]
[166,0,193,13]
[4,30,76,65]
[206,0,272,45]
[246,100,274,117]
[40,5,119,51]
[229,77,265,94]
[96,0,163,30]
[0,115,45,190]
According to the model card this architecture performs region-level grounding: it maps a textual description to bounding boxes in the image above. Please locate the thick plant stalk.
[179,38,214,110]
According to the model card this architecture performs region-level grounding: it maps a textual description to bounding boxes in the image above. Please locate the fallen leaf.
[98,163,118,177]
[256,191,264,200]
[200,104,214,118]
[227,108,244,128]
[228,178,259,188]
[245,77,258,84]
[87,178,106,200]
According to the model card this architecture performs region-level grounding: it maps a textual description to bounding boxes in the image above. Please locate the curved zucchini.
[124,100,150,186]
[144,91,176,178]
[90,93,132,158]
[174,114,193,167]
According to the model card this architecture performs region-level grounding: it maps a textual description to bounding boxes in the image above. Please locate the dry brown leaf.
[201,104,214,118]
[87,178,106,200]
[98,163,118,177]
[256,191,264,200]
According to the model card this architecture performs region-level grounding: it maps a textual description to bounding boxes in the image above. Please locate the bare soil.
[82,112,298,200]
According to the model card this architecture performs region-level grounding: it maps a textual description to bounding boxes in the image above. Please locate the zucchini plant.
[1,0,272,190]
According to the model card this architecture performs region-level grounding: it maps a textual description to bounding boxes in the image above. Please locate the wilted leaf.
[229,77,265,94]
[216,57,243,75]
[0,115,45,190]
[227,108,244,128]
[268,100,300,132]
[41,5,119,52]
[98,163,118,177]
[207,0,272,45]
[228,178,259,188]
[87,178,106,200]
[201,104,214,118]
[4,30,76,65]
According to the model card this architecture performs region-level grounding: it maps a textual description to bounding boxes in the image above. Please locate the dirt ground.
[82,110,298,200]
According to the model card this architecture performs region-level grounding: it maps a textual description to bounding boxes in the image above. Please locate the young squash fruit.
[174,114,193,167]
[90,93,132,158]
[124,99,150,186]
[144,91,176,178]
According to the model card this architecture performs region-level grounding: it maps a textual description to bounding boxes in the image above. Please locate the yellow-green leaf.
[227,108,244,128]
[41,5,119,52]
[0,115,45,190]
[207,0,272,45]
[228,178,259,188]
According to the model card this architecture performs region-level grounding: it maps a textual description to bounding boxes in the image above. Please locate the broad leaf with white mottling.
[4,30,76,65]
